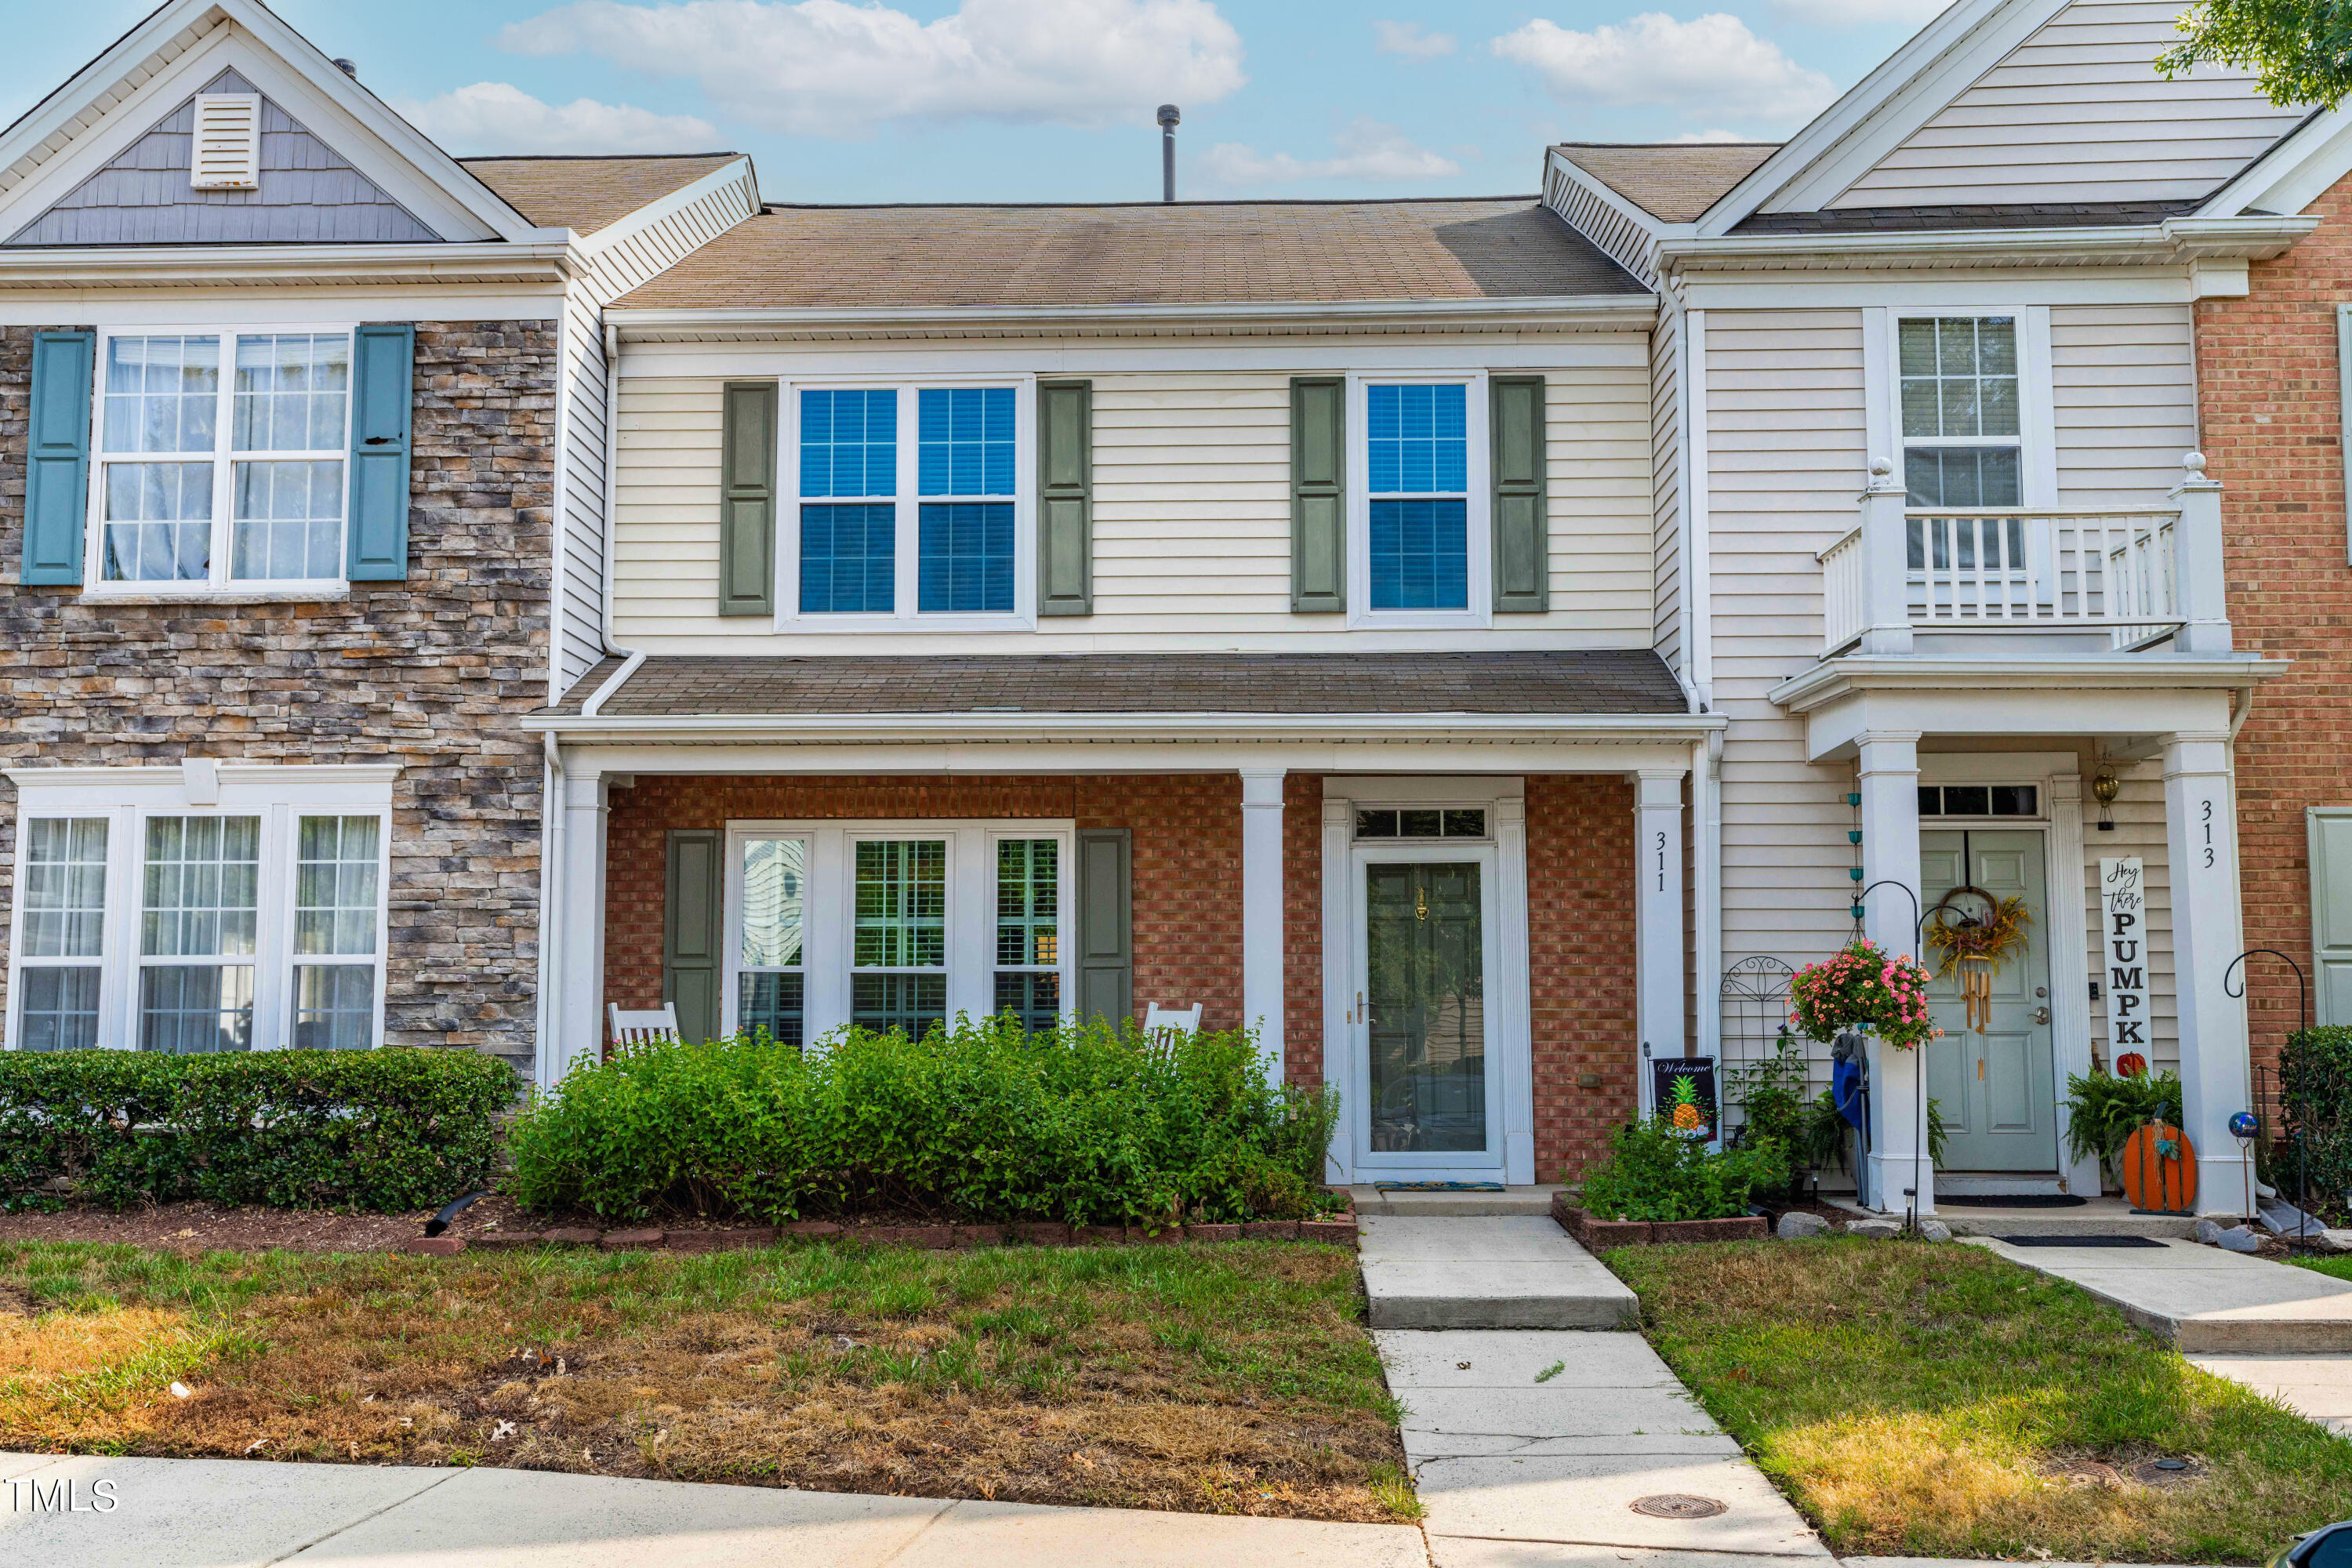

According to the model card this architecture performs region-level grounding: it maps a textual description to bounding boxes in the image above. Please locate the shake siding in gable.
[554,172,757,689]
[2049,303,2201,506]
[1704,310,1868,1002]
[1651,313,1684,672]
[1834,0,2303,209]
[609,358,1657,648]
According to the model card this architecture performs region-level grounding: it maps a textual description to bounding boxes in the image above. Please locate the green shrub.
[1577,1116,1789,1222]
[0,1047,517,1214]
[1725,1033,1813,1193]
[2281,1026,2352,1204]
[505,1014,1340,1226]
[2062,1067,2184,1178]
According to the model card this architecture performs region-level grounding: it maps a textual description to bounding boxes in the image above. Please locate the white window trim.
[1872,307,2056,510]
[720,818,1073,1041]
[3,764,394,1053]
[80,321,360,603]
[776,375,1038,633]
[1346,370,1493,630]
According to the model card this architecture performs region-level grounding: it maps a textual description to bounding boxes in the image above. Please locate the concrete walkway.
[0,1450,1427,1568]
[2187,1353,2352,1436]
[1358,1214,1638,1330]
[1974,1236,2352,1351]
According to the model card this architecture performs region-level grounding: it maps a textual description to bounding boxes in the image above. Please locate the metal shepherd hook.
[1855,878,1929,1232]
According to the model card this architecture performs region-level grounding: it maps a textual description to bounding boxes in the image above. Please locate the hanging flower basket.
[1788,940,1941,1051]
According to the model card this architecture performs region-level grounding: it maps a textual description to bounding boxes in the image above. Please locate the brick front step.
[1550,1191,1768,1247]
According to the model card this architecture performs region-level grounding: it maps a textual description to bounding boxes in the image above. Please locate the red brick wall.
[604,774,1249,1032]
[1283,772,1324,1088]
[1527,775,1640,1181]
[2195,172,2352,1055]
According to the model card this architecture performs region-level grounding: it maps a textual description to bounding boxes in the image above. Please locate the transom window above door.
[792,383,1029,625]
[92,330,355,592]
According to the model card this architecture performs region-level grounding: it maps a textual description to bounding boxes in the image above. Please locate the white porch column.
[1240,768,1287,1082]
[1633,770,1687,1115]
[2161,732,2251,1211]
[553,770,610,1085]
[2169,453,2233,657]
[1857,730,1931,1215]
[1858,459,1915,656]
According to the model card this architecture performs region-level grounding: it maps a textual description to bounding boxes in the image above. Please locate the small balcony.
[1816,454,2228,660]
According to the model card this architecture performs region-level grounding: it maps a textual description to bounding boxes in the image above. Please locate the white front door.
[1349,844,1504,1179]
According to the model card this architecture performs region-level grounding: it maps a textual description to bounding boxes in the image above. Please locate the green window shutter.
[664,829,724,1044]
[2311,808,2352,1025]
[1037,378,1092,615]
[1290,376,1345,612]
[719,380,778,616]
[23,329,94,586]
[1074,827,1133,1026]
[1491,374,1549,612]
[347,322,414,581]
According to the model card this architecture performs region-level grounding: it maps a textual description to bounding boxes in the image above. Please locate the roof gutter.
[604,293,1658,341]
[0,240,581,289]
[1655,214,2317,274]
[524,710,1727,744]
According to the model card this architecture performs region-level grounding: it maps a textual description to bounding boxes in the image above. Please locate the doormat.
[1939,1194,2088,1208]
[1998,1234,2167,1247]
[1373,1181,1507,1192]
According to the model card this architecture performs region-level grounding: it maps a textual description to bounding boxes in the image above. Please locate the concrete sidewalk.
[1973,1236,2352,1351]
[0,1450,1428,1568]
[1358,1214,1638,1330]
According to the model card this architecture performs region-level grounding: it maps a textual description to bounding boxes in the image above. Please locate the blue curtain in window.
[800,389,897,499]
[800,503,895,613]
[1370,499,1469,610]
[1367,384,1468,610]
[918,387,1014,496]
[919,503,1014,612]
[915,387,1014,612]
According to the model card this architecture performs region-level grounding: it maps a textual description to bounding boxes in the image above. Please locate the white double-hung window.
[5,765,392,1053]
[1348,374,1491,627]
[89,328,354,593]
[723,821,1071,1047]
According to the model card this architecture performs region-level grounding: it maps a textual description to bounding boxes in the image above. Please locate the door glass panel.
[738,837,806,1046]
[1366,860,1486,1153]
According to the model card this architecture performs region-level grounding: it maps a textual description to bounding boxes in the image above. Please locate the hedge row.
[2281,1026,2352,1204]
[0,1047,517,1214]
[506,1015,1340,1226]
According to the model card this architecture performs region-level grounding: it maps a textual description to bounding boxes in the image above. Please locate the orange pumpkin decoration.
[2115,1052,2149,1079]
[2120,1123,2198,1214]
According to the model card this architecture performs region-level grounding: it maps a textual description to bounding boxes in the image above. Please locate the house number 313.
[2201,799,2215,869]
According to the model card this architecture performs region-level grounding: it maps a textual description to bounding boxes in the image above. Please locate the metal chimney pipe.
[1157,104,1180,201]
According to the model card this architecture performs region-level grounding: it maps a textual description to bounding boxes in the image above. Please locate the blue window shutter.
[23,329,94,586]
[346,323,414,580]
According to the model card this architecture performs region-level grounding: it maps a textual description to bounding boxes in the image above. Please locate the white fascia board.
[605,294,1659,343]
[1697,0,2067,233]
[0,0,539,245]
[0,241,577,289]
[2204,107,2352,218]
[558,739,1707,779]
[1658,216,2316,278]
[524,711,1728,744]
[575,158,759,265]
[1767,655,2290,713]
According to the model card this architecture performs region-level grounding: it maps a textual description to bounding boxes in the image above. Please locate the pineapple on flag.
[1646,1055,1719,1142]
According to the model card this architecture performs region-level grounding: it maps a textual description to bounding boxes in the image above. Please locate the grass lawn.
[2288,1254,2352,1283]
[0,1238,1413,1523]
[1608,1238,2352,1564]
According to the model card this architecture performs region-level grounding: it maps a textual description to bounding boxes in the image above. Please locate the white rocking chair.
[608,1002,681,1049]
[1143,1002,1203,1040]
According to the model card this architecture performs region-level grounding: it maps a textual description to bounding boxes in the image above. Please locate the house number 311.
[1656,830,1668,892]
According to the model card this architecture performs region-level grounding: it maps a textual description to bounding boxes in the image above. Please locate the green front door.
[1920,829,2058,1172]
[1363,860,1488,1156]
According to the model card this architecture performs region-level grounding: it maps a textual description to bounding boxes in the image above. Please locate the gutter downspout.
[535,729,565,1091]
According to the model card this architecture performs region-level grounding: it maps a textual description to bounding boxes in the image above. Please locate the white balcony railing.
[1817,454,2230,659]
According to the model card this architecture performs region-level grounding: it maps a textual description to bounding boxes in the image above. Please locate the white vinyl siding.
[2049,303,2201,506]
[1703,309,1869,1025]
[1834,0,2306,209]
[609,354,1657,652]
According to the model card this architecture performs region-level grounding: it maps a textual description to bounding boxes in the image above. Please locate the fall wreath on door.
[1924,884,2033,1034]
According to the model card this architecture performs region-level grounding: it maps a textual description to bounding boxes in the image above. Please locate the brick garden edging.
[409,1215,1359,1256]
[1551,1191,1767,1247]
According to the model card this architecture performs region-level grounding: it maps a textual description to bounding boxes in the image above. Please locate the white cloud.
[1373,20,1455,59]
[1200,118,1461,187]
[500,0,1246,136]
[1490,13,1835,125]
[1769,0,1949,27]
[395,82,721,154]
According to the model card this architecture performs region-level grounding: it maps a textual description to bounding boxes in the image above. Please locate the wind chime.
[1926,883,2033,1033]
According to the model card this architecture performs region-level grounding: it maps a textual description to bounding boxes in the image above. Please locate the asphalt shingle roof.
[546,652,1688,719]
[459,154,740,236]
[608,198,1644,310]
[1553,143,1780,224]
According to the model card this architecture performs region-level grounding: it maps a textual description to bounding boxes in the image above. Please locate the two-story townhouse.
[0,0,757,1077]
[1542,0,2310,1214]
[529,200,1722,1187]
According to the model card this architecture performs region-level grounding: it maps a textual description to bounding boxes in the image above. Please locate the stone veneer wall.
[0,321,556,1069]
[603,770,1642,1180]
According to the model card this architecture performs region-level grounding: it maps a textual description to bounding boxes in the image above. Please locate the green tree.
[2158,1,2342,109]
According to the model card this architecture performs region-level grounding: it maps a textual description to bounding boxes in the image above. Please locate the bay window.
[5,766,392,1053]
[724,821,1071,1043]
[789,381,1031,626]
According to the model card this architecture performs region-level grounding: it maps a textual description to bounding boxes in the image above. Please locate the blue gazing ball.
[2229,1111,2260,1139]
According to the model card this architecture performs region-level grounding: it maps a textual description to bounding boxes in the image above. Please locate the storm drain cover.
[1632,1494,1729,1519]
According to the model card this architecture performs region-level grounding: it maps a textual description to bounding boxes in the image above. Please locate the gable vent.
[190,94,262,191]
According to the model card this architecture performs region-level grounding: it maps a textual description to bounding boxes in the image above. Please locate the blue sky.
[3,1,1953,203]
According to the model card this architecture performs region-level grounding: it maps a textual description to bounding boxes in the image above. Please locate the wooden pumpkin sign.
[2120,1123,2198,1214]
